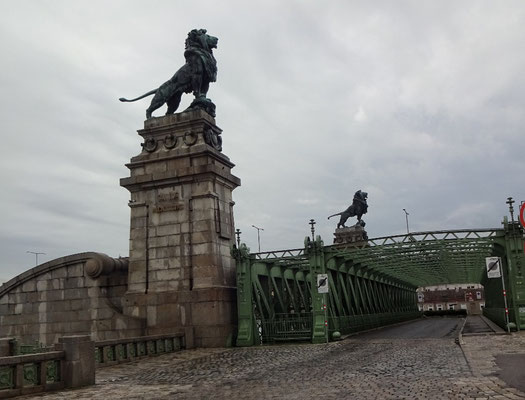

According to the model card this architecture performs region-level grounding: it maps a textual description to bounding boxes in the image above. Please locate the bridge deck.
[354,317,462,339]
[20,321,525,399]
[236,221,524,346]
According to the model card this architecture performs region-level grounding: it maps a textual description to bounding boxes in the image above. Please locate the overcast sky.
[1,1,524,282]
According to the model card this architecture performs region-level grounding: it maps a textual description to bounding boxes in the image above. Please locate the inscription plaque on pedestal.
[153,192,184,213]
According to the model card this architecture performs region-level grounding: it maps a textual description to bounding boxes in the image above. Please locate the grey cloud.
[1,0,524,281]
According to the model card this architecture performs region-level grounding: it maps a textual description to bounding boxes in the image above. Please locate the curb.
[457,316,467,345]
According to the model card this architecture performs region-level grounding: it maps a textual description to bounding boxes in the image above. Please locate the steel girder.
[325,228,503,288]
[235,223,525,346]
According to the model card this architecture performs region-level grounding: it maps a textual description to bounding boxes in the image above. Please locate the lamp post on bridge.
[27,251,45,266]
[309,219,316,242]
[403,209,410,234]
[506,196,523,277]
[506,197,515,222]
[235,229,242,247]
[252,225,264,253]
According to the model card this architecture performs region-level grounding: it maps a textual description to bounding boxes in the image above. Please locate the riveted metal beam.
[235,224,524,345]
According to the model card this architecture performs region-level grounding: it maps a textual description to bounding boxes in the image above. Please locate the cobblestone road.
[21,320,525,400]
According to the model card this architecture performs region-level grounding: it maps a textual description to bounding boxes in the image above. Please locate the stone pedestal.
[333,225,368,246]
[0,338,14,356]
[120,110,240,347]
[56,335,95,388]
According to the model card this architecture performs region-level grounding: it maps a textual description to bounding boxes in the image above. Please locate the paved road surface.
[20,318,525,400]
[496,354,525,393]
[355,317,462,339]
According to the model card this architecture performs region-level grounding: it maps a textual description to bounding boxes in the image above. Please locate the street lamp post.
[235,229,242,247]
[403,209,410,234]
[27,251,46,266]
[252,225,264,253]
[506,197,515,222]
[309,219,316,242]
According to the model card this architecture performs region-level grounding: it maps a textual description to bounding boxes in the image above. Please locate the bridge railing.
[0,335,95,398]
[0,350,64,398]
[253,248,305,260]
[0,332,187,398]
[249,229,503,258]
[94,333,185,367]
[361,228,501,247]
[259,313,312,343]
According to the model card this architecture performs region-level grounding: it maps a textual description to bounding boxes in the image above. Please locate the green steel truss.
[234,218,525,345]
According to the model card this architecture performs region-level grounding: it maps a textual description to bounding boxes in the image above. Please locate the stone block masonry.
[120,110,241,348]
[0,253,145,346]
[56,335,95,388]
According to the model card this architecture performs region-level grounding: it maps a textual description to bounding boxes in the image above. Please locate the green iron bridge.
[233,217,525,346]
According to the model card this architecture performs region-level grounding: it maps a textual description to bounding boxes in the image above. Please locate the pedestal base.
[123,287,235,348]
[333,225,368,245]
[120,110,240,347]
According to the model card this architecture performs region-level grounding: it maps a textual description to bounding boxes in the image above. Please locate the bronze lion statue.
[328,190,368,229]
[120,29,218,119]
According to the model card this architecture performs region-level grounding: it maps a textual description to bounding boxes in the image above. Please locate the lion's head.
[186,29,218,53]
[354,190,368,202]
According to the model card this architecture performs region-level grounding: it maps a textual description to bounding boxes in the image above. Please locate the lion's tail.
[327,213,341,220]
[119,89,157,103]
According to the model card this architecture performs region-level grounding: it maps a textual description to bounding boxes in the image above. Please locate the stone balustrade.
[0,335,95,399]
[0,350,65,398]
[94,333,185,367]
[0,332,185,398]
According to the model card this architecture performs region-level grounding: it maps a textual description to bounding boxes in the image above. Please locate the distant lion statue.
[328,190,368,229]
[120,29,218,119]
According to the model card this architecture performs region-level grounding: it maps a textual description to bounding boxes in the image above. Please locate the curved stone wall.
[0,253,145,345]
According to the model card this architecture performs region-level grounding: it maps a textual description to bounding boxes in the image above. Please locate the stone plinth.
[56,335,95,388]
[0,338,13,356]
[333,225,368,246]
[120,110,240,347]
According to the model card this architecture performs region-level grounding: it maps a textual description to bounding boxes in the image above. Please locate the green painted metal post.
[323,293,328,343]
[307,236,327,344]
[499,258,511,334]
[503,217,525,331]
[234,244,258,346]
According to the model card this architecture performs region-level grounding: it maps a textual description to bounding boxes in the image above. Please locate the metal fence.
[259,313,312,343]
